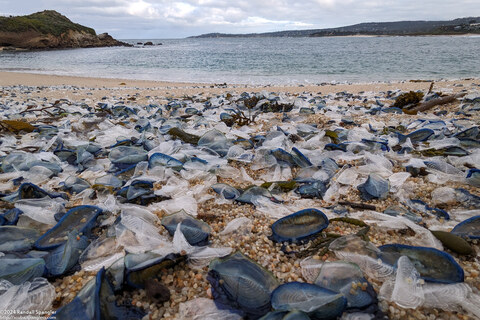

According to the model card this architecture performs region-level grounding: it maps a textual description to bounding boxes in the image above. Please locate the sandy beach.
[0,71,477,101]
[1,71,480,320]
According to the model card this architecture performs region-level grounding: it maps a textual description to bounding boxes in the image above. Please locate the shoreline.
[0,71,478,101]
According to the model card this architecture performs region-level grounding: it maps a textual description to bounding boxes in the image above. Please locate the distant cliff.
[190,17,480,38]
[0,10,130,50]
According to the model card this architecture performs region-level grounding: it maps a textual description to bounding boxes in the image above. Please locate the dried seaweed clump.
[392,91,424,108]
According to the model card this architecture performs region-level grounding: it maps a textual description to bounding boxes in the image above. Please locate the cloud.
[127,0,161,18]
[1,0,480,38]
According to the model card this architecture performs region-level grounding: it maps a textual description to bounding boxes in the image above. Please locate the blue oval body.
[271,282,347,320]
[283,311,311,320]
[211,183,241,200]
[270,209,329,243]
[357,174,389,200]
[259,311,289,320]
[161,210,211,246]
[207,252,279,319]
[148,152,184,171]
[35,205,103,250]
[0,208,23,225]
[466,169,480,187]
[314,261,376,310]
[291,147,313,167]
[379,244,464,284]
[125,253,181,289]
[44,231,89,276]
[399,128,434,143]
[0,226,40,252]
[109,146,148,169]
[0,258,46,285]
[296,181,328,199]
[451,215,480,239]
[270,148,297,167]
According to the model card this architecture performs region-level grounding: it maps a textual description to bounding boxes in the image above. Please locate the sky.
[1,0,480,39]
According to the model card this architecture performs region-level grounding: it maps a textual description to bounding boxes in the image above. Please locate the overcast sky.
[1,0,479,39]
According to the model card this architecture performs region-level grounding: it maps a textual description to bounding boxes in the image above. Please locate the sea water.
[1,36,479,85]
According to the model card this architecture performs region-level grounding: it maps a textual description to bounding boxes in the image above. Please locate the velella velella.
[198,130,232,157]
[108,146,148,169]
[0,226,40,252]
[451,215,480,239]
[454,126,479,139]
[378,244,464,284]
[357,174,389,200]
[271,282,347,320]
[270,148,311,168]
[44,230,89,276]
[0,208,23,225]
[207,252,279,319]
[295,181,328,199]
[0,277,55,313]
[60,176,91,194]
[236,186,280,205]
[454,188,480,207]
[2,182,68,202]
[404,199,450,220]
[466,169,480,188]
[115,179,168,205]
[93,174,124,190]
[397,128,434,143]
[314,261,377,311]
[0,257,46,285]
[282,310,311,320]
[162,210,211,246]
[1,76,480,319]
[211,183,241,200]
[35,205,103,250]
[383,205,422,223]
[125,252,183,289]
[270,148,297,167]
[148,152,184,171]
[55,267,146,319]
[270,209,329,243]
[258,311,289,320]
[291,147,312,167]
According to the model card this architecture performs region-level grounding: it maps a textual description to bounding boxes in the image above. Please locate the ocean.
[1,36,479,85]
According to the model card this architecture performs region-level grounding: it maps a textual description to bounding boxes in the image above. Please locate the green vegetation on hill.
[0,10,96,36]
[191,17,480,38]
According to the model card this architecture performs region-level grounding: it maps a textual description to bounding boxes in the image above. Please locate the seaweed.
[430,230,474,255]
[338,201,376,211]
[260,101,294,113]
[392,91,424,108]
[243,96,260,109]
[260,181,298,192]
[167,127,200,145]
[0,120,35,133]
[221,108,258,127]
[221,97,261,127]
[325,130,339,143]
[329,217,368,227]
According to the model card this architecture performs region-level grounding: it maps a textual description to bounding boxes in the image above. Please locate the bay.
[1,36,479,85]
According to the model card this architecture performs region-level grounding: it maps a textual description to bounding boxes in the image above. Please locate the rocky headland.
[0,10,130,50]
